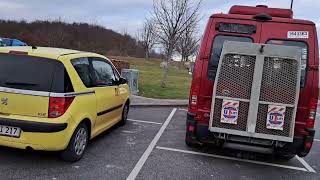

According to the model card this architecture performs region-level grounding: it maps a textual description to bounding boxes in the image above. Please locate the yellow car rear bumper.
[0,114,77,151]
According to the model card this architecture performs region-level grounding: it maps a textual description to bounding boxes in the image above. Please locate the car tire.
[119,103,129,126]
[60,123,89,162]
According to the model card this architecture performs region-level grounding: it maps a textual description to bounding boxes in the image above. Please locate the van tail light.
[48,97,74,118]
[306,99,318,129]
[188,125,195,132]
[305,141,313,149]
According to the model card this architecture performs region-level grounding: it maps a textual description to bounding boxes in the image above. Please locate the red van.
[186,5,319,159]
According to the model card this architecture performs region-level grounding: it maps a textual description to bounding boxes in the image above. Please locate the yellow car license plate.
[0,125,21,138]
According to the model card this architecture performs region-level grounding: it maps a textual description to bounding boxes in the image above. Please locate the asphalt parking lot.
[0,107,319,180]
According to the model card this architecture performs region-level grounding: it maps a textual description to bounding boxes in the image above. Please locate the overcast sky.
[0,0,319,36]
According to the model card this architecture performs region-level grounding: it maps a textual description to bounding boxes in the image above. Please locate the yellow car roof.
[0,46,84,59]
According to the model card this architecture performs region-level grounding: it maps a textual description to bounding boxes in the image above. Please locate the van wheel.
[276,145,296,160]
[119,104,129,126]
[61,123,89,162]
[185,132,201,148]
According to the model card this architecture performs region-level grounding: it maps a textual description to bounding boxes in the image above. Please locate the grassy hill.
[111,57,192,99]
[0,20,147,57]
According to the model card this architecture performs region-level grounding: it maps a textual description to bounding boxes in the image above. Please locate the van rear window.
[0,54,73,93]
[208,35,253,80]
[216,23,256,35]
[267,40,308,88]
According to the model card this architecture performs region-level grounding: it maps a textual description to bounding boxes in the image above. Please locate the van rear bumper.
[186,112,314,156]
[0,118,67,133]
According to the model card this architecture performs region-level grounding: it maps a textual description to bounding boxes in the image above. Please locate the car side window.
[92,58,117,86]
[71,57,94,87]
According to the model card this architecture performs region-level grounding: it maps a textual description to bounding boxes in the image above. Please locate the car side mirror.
[118,77,127,85]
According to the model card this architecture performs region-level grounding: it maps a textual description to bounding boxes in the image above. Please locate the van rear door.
[199,17,262,112]
[0,54,70,118]
[259,22,316,129]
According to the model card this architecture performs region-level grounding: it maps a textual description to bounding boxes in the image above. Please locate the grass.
[110,56,192,99]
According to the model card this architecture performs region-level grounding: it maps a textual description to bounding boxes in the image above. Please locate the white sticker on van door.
[220,100,239,124]
[287,31,309,39]
[266,105,286,130]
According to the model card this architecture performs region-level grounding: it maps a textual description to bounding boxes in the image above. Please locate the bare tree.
[176,24,199,66]
[138,19,157,59]
[152,0,201,87]
[119,28,131,56]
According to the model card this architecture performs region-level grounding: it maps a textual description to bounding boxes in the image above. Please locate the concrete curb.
[130,104,188,108]
[130,95,188,108]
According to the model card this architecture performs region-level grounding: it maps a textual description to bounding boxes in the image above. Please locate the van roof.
[0,46,84,59]
[211,5,315,25]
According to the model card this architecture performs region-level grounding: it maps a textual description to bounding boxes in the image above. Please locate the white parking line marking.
[156,146,309,172]
[314,139,320,142]
[295,155,316,173]
[127,108,177,180]
[127,119,162,125]
[178,108,188,112]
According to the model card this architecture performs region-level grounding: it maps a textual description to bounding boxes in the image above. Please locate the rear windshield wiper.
[5,81,38,86]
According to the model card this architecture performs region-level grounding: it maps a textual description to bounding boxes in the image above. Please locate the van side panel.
[312,27,319,100]
[188,19,212,113]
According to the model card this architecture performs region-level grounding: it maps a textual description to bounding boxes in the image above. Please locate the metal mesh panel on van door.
[255,104,293,137]
[259,57,298,104]
[256,57,299,137]
[216,54,256,99]
[212,54,255,131]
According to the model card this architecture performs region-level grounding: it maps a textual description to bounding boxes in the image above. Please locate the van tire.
[119,104,129,126]
[60,123,89,162]
[276,153,296,160]
[185,133,201,148]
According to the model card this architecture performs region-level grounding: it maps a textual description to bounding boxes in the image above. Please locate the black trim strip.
[97,104,123,116]
[0,118,67,133]
[59,91,95,97]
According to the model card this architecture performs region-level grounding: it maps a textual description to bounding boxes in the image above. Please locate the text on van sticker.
[287,31,309,39]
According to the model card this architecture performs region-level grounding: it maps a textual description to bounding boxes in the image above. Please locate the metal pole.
[290,0,294,10]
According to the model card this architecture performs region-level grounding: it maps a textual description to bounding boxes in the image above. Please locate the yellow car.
[0,46,130,161]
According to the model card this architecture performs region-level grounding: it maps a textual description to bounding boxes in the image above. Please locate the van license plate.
[0,125,21,138]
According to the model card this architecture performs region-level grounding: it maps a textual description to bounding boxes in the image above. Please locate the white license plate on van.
[0,125,21,137]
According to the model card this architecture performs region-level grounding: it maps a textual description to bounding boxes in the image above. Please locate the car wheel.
[119,103,129,126]
[61,123,89,162]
